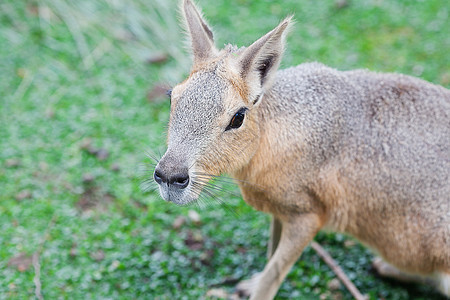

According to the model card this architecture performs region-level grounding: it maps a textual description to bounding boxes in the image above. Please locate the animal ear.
[238,16,292,103]
[182,0,217,66]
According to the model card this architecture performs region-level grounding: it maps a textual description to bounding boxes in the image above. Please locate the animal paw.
[372,256,394,277]
[233,272,262,299]
[372,257,429,285]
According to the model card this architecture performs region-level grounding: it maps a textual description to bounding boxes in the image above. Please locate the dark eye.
[226,108,247,131]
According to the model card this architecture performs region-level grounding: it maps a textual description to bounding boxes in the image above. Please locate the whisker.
[192,188,218,210]
[193,196,202,209]
[140,177,155,183]
[140,180,158,193]
[190,181,240,217]
[139,169,157,174]
[191,183,218,202]
[139,168,157,173]
[188,160,196,171]
[195,180,241,199]
[197,187,224,208]
[143,147,161,164]
[203,186,240,217]
[138,144,165,195]
[194,177,236,191]
[194,176,239,186]
[193,172,267,193]
[157,147,164,161]
[136,164,156,178]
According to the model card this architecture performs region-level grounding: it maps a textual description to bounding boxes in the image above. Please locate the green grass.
[0,0,448,299]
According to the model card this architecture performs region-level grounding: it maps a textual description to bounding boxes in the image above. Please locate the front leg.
[250,213,322,300]
[235,216,282,297]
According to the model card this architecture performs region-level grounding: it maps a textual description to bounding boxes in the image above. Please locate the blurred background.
[0,0,448,299]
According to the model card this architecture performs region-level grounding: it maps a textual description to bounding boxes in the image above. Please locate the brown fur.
[154,1,450,298]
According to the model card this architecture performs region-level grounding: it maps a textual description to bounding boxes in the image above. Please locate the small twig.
[311,241,366,300]
[32,214,57,300]
[32,252,43,300]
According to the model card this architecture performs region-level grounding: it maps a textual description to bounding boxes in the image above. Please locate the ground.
[0,0,448,299]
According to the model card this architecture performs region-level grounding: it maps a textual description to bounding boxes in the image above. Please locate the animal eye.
[226,108,247,131]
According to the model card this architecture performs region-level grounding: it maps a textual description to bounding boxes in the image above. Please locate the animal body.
[153,0,450,298]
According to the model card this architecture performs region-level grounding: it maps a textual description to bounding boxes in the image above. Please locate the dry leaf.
[327,278,341,291]
[188,210,201,224]
[15,190,32,201]
[8,253,33,272]
[77,186,114,212]
[200,249,214,265]
[90,250,105,262]
[335,0,349,9]
[82,173,95,184]
[172,216,186,230]
[146,52,169,64]
[95,148,109,161]
[147,83,170,103]
[5,158,21,168]
[110,163,120,172]
[184,231,204,250]
[70,244,78,257]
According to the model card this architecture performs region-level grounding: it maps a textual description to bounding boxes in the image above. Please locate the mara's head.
[154,0,292,205]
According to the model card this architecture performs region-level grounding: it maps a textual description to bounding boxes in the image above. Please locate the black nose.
[154,168,189,189]
[170,174,190,189]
